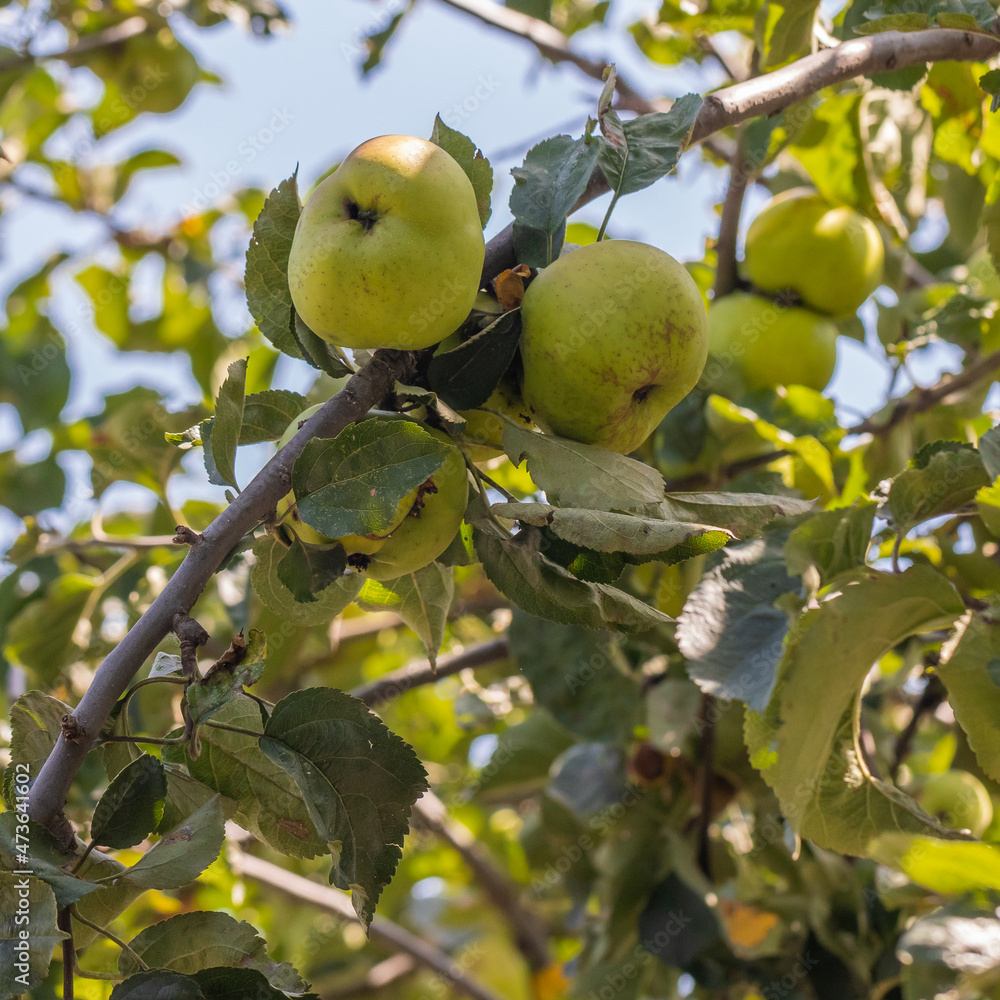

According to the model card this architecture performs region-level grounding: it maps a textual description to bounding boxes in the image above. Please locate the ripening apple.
[459,379,535,462]
[518,240,708,454]
[916,770,993,837]
[287,135,485,351]
[275,407,468,579]
[706,292,838,392]
[742,189,884,317]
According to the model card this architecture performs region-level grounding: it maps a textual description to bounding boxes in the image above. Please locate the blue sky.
[0,0,958,547]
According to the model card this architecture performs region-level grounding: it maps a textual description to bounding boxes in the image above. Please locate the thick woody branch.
[227,842,505,1000]
[351,638,510,707]
[29,350,415,840]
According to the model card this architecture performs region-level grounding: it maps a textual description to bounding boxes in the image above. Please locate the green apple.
[459,379,535,462]
[742,189,884,317]
[917,770,993,837]
[287,135,484,351]
[518,240,708,454]
[363,437,469,580]
[276,407,468,579]
[706,292,838,392]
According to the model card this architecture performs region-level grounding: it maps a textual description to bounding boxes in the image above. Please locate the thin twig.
[435,0,654,113]
[695,693,715,880]
[351,638,510,708]
[890,674,945,779]
[414,792,550,971]
[323,954,418,998]
[227,843,507,1000]
[0,15,149,73]
[58,908,74,1000]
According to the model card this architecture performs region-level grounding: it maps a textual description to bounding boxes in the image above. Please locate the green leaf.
[854,12,929,32]
[492,502,732,560]
[159,763,232,833]
[426,310,522,410]
[3,692,70,806]
[501,421,668,512]
[357,562,454,665]
[251,534,363,626]
[5,573,97,683]
[293,417,452,539]
[870,834,1000,894]
[678,534,797,711]
[90,754,167,850]
[208,358,247,490]
[110,971,205,1000]
[239,390,308,445]
[762,0,821,64]
[979,425,1000,480]
[509,612,641,742]
[982,67,1000,112]
[473,527,672,633]
[784,502,877,580]
[186,629,267,726]
[361,1,414,76]
[513,221,566,270]
[746,566,966,857]
[937,610,1000,782]
[509,134,600,266]
[977,480,1000,536]
[597,93,702,196]
[245,172,303,359]
[259,688,429,928]
[171,694,327,859]
[0,813,97,907]
[77,264,131,346]
[430,115,493,228]
[290,308,353,378]
[660,491,813,539]
[194,966,317,999]
[276,537,348,603]
[115,795,226,891]
[0,451,66,516]
[120,911,308,995]
[887,443,989,531]
[0,870,64,996]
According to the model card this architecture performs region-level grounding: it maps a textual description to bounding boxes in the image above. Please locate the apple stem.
[595,187,621,241]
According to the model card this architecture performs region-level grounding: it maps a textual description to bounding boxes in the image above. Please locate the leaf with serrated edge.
[0,872,64,996]
[208,358,246,490]
[597,94,702,196]
[90,754,166,850]
[430,115,493,227]
[745,566,966,857]
[168,694,327,858]
[259,688,429,928]
[660,492,813,538]
[245,172,303,358]
[119,910,308,995]
[474,527,672,632]
[114,795,225,891]
[293,418,452,539]
[109,971,204,999]
[251,534,363,627]
[501,421,666,512]
[493,502,733,556]
[4,691,71,805]
[239,390,308,445]
[937,610,1000,783]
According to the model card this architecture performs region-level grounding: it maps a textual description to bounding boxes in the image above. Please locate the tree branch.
[227,842,506,1000]
[713,126,752,300]
[848,346,1000,437]
[435,0,654,113]
[28,349,416,841]
[0,15,149,73]
[413,791,550,971]
[351,638,510,708]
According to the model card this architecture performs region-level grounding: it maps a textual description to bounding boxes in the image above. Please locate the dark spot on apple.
[344,198,379,232]
[632,384,657,404]
[347,552,372,569]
